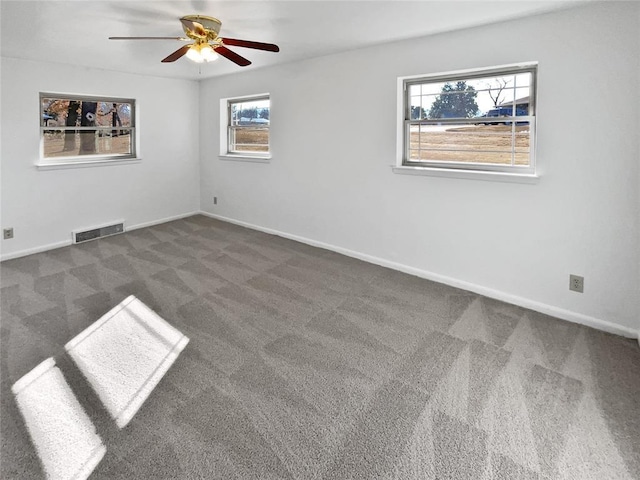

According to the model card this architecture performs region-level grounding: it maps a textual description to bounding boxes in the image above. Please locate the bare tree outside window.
[486,78,511,108]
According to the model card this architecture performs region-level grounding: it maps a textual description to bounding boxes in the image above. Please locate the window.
[398,63,537,176]
[222,94,270,159]
[40,93,136,165]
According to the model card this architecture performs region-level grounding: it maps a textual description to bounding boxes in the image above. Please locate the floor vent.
[73,221,125,244]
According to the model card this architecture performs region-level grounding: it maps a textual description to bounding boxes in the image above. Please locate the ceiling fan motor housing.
[181,15,222,41]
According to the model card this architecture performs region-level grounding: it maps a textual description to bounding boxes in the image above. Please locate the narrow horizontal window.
[40,93,136,165]
[399,63,537,175]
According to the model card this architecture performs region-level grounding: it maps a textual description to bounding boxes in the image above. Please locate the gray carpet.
[1,214,639,479]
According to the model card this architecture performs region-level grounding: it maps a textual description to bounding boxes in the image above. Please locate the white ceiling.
[1,1,589,80]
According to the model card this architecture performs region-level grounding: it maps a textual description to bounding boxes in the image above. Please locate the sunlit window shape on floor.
[11,358,106,480]
[65,295,189,429]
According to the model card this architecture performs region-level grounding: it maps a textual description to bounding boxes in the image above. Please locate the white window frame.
[38,92,138,169]
[395,63,538,181]
[219,93,271,162]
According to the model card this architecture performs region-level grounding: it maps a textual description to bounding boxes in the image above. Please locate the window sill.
[219,154,271,163]
[391,165,539,184]
[36,158,141,170]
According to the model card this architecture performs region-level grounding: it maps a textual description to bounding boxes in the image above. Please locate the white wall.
[1,58,200,258]
[199,2,640,334]
[636,0,640,342]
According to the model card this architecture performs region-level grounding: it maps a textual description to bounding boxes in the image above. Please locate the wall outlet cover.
[569,274,584,293]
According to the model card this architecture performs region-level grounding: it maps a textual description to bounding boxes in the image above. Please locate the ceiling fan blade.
[180,18,207,37]
[214,46,251,66]
[109,36,187,40]
[221,38,280,52]
[161,45,191,63]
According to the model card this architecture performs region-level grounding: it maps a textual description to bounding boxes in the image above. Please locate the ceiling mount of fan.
[109,14,279,67]
[180,15,221,40]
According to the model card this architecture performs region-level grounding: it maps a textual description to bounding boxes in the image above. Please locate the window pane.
[409,72,534,121]
[513,72,532,89]
[43,129,133,158]
[410,96,424,120]
[419,81,447,96]
[41,98,133,128]
[229,127,269,152]
[95,102,133,127]
[425,88,480,119]
[230,99,269,126]
[410,82,484,120]
[41,98,72,127]
[408,123,530,165]
[409,84,421,96]
[510,87,531,114]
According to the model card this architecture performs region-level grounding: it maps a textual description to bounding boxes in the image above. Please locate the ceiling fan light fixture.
[200,44,218,62]
[186,45,204,63]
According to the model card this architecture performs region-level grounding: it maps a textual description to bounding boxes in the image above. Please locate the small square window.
[221,94,270,159]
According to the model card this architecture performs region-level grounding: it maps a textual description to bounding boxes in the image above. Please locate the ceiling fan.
[109,15,279,67]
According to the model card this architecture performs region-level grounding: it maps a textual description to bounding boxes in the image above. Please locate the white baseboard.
[0,211,200,262]
[125,211,200,233]
[201,211,639,341]
[0,240,73,262]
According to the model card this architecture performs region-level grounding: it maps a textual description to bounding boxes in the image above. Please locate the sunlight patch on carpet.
[12,358,106,480]
[65,295,189,428]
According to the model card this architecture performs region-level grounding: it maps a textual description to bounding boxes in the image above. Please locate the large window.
[225,94,270,157]
[40,93,136,164]
[399,63,537,175]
